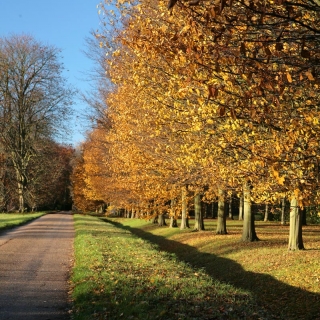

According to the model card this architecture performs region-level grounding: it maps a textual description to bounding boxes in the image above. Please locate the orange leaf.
[209,7,216,18]
[306,71,315,81]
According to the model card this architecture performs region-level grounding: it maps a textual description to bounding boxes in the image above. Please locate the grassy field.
[0,212,47,231]
[71,215,320,320]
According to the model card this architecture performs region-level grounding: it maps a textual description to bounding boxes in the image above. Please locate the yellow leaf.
[278,176,285,185]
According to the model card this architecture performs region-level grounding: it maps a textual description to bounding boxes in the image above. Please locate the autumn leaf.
[306,71,315,81]
[208,85,218,99]
[208,7,216,18]
[277,176,285,185]
[286,72,293,83]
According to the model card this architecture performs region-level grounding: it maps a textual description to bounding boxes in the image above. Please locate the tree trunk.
[301,208,307,226]
[288,198,304,250]
[194,193,205,231]
[281,198,286,225]
[239,196,243,220]
[242,182,259,241]
[17,180,25,213]
[216,189,227,234]
[180,185,189,229]
[186,216,190,228]
[151,215,158,224]
[228,195,233,220]
[158,213,167,226]
[169,199,178,228]
[264,203,269,222]
[169,216,178,228]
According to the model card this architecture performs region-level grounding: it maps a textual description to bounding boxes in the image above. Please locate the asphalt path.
[0,213,74,320]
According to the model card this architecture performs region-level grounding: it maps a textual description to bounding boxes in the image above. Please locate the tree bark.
[288,198,304,250]
[169,216,178,228]
[18,181,25,213]
[301,208,307,226]
[180,185,189,229]
[151,215,158,224]
[16,171,27,213]
[158,213,167,226]
[216,189,227,234]
[242,182,259,241]
[228,194,233,220]
[239,196,243,220]
[194,193,205,231]
[281,198,286,225]
[169,199,178,228]
[264,203,269,222]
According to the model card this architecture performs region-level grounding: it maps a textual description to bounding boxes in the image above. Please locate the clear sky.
[0,0,102,146]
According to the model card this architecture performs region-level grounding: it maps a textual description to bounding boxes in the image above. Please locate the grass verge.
[0,212,47,231]
[71,214,273,320]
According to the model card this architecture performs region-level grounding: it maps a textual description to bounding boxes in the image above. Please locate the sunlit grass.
[0,212,47,230]
[107,217,320,319]
[71,214,269,320]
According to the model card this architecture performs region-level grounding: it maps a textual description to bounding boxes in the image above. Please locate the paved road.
[0,213,74,320]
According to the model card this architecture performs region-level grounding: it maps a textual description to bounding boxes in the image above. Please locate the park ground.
[71,215,320,320]
[1,213,319,319]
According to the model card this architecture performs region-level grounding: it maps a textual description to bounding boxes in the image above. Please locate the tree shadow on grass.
[105,219,320,320]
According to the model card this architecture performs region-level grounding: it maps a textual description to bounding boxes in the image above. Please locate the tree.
[92,0,320,250]
[242,182,259,242]
[216,189,227,235]
[288,197,304,250]
[194,192,204,231]
[0,35,73,212]
[71,147,105,212]
[26,141,74,211]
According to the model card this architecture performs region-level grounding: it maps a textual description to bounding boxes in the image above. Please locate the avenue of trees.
[72,0,320,250]
[0,35,74,212]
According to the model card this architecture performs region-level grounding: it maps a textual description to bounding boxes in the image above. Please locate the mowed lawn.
[71,215,320,320]
[0,212,46,231]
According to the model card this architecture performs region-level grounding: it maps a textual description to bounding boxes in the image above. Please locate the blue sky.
[0,0,102,146]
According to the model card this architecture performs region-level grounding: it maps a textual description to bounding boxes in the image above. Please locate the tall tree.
[0,35,74,212]
[194,192,204,231]
[242,182,259,242]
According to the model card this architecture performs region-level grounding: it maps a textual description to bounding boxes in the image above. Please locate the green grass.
[104,217,320,320]
[71,215,272,320]
[0,212,47,231]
